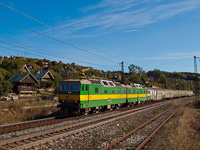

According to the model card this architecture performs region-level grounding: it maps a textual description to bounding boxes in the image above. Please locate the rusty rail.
[0,99,167,135]
[102,106,180,150]
[136,106,181,150]
[0,101,171,150]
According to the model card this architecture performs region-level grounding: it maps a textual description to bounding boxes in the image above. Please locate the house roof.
[35,71,55,80]
[7,73,38,83]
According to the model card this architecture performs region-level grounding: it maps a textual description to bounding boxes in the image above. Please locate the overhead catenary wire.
[0,40,109,68]
[1,45,118,71]
[0,1,124,63]
[0,38,119,69]
[0,17,119,64]
[0,46,51,60]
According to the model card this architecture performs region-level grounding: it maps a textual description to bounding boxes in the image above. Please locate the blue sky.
[0,0,200,73]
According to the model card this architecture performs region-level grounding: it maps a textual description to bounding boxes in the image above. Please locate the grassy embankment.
[146,97,200,150]
[0,100,61,125]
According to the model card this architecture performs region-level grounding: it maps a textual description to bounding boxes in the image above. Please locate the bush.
[0,81,13,96]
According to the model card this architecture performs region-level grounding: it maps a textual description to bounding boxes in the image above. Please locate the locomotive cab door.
[85,85,89,104]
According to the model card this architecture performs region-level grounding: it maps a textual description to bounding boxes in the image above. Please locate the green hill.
[0,56,198,96]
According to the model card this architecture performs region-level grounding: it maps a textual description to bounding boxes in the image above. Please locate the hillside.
[0,56,198,96]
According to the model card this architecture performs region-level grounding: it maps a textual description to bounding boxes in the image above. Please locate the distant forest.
[0,56,199,95]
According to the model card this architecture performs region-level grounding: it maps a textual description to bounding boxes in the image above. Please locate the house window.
[22,83,28,88]
[95,87,98,93]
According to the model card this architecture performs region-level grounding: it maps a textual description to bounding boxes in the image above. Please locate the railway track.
[0,99,164,135]
[0,100,172,150]
[102,105,183,150]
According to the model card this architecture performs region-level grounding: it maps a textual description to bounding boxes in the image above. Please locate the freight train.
[58,79,193,114]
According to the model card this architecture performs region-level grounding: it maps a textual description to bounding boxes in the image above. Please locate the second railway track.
[0,100,173,150]
[0,99,167,135]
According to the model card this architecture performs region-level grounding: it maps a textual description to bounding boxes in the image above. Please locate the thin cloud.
[128,52,200,60]
[44,0,200,37]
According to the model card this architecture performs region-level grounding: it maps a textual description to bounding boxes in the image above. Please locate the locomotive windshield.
[60,83,80,91]
[60,84,69,91]
[71,84,80,91]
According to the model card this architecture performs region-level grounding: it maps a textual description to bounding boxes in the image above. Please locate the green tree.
[52,72,62,94]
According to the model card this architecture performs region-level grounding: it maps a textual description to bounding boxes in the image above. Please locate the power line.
[1,45,119,71]
[0,17,119,64]
[155,57,192,68]
[0,45,49,59]
[0,40,108,68]
[0,2,122,63]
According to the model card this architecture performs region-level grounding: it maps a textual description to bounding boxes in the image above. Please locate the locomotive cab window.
[71,84,80,91]
[60,84,69,91]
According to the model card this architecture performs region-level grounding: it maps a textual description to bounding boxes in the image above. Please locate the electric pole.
[121,62,124,84]
[194,56,198,73]
[194,56,199,103]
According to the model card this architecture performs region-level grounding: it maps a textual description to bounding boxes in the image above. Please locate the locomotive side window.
[95,87,98,93]
[129,89,130,94]
[60,84,69,91]
[86,85,88,91]
[112,90,115,94]
[71,84,80,91]
[104,90,107,94]
[81,85,84,91]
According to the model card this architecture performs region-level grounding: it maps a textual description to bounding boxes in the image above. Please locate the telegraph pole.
[121,62,124,84]
[194,56,199,102]
[194,56,198,73]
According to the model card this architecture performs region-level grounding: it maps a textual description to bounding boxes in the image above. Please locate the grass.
[0,100,61,125]
[146,98,200,150]
[0,100,59,110]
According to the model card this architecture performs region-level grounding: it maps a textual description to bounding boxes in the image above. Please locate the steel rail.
[0,101,171,150]
[135,106,181,150]
[0,100,164,135]
[102,106,178,150]
[0,97,187,135]
[0,115,73,135]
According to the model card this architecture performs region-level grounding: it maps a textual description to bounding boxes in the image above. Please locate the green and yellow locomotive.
[58,79,148,114]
